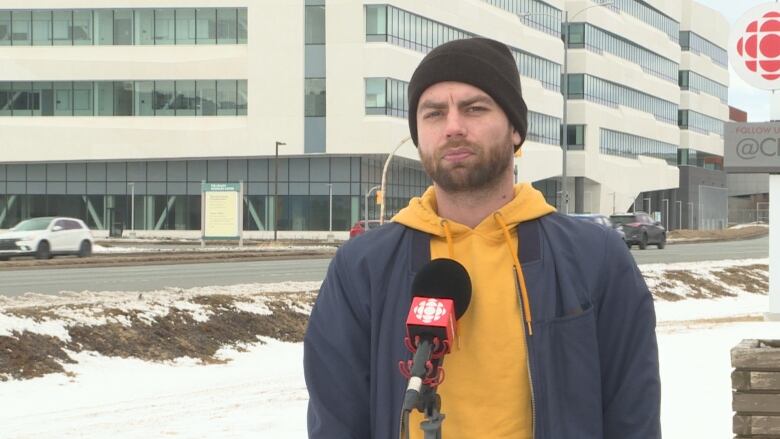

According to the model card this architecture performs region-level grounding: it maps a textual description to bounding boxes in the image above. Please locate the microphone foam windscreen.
[411,258,472,319]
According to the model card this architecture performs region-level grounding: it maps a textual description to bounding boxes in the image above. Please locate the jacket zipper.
[513,266,536,439]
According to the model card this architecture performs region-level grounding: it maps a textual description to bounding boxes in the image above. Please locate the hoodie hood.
[392,183,555,236]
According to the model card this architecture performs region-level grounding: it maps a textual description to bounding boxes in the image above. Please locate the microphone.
[399,258,472,412]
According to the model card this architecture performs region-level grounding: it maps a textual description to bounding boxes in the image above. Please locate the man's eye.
[423,111,442,119]
[467,106,487,113]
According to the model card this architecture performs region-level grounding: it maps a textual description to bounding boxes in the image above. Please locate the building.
[0,0,729,234]
[634,0,730,229]
[726,106,769,224]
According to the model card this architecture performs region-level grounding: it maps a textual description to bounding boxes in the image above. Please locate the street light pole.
[274,141,286,241]
[520,1,613,214]
[365,185,381,230]
[380,136,411,225]
[127,182,135,238]
[327,183,332,233]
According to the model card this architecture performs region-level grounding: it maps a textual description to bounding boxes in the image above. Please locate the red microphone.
[399,259,472,412]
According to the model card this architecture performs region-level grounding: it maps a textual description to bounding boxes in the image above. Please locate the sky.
[697,0,776,121]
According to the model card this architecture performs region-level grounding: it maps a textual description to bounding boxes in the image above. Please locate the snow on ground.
[92,244,337,254]
[1,261,779,438]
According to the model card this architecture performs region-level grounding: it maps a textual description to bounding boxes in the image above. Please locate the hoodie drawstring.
[440,219,455,259]
[493,212,533,336]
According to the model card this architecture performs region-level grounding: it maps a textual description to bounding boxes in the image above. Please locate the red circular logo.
[736,11,780,80]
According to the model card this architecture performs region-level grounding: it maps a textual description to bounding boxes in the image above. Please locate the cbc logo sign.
[731,3,780,90]
[413,298,447,324]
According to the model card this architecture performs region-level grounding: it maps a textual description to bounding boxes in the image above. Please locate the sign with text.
[724,122,780,173]
[201,182,242,240]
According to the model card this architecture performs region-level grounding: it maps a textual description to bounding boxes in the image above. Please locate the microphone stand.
[416,384,444,439]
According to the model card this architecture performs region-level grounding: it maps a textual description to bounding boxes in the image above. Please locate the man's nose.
[444,110,466,139]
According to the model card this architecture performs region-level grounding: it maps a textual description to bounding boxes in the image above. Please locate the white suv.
[0,217,94,260]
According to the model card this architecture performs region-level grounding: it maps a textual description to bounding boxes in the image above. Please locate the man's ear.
[512,128,522,148]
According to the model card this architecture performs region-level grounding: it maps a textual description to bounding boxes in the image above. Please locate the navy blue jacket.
[304,213,661,438]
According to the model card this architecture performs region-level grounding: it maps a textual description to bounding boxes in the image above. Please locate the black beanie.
[407,37,528,151]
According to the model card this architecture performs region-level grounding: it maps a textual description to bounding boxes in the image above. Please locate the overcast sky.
[697,0,775,121]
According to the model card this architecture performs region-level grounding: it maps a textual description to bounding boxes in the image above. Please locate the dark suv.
[609,212,666,250]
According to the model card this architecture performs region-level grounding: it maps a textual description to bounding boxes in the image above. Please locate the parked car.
[609,212,666,250]
[569,213,627,244]
[0,217,94,260]
[349,220,382,239]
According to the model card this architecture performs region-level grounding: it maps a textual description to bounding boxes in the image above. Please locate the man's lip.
[442,148,474,160]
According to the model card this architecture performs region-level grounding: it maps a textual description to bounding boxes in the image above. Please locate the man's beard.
[420,137,514,193]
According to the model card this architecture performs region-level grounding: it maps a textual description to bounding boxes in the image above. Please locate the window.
[52,10,72,45]
[12,82,32,116]
[305,78,326,117]
[196,8,216,44]
[33,82,53,116]
[237,9,247,43]
[197,80,217,116]
[155,9,175,45]
[95,10,114,45]
[114,81,134,116]
[568,23,584,47]
[236,80,247,115]
[73,10,92,45]
[599,128,677,164]
[95,81,114,116]
[12,11,31,46]
[366,5,386,40]
[217,8,237,44]
[566,125,585,150]
[135,81,153,116]
[366,5,560,91]
[0,12,10,45]
[73,81,93,116]
[175,80,196,116]
[134,9,153,45]
[114,9,133,44]
[365,78,386,114]
[32,10,52,46]
[0,82,11,116]
[53,82,72,116]
[0,80,246,117]
[680,31,728,67]
[176,9,196,44]
[216,80,236,115]
[305,5,325,44]
[154,81,176,116]
[482,0,562,37]
[568,75,584,98]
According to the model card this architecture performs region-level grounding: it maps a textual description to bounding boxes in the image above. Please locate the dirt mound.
[0,290,315,381]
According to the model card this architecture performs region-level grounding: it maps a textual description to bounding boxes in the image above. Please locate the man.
[304,37,660,438]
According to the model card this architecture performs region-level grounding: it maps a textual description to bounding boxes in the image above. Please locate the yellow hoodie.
[393,183,556,439]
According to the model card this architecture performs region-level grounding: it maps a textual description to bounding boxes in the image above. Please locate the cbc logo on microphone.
[414,298,448,324]
[730,4,780,89]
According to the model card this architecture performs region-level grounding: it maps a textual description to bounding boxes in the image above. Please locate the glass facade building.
[600,128,677,164]
[568,23,678,83]
[0,157,431,231]
[678,109,724,136]
[482,0,562,37]
[0,8,247,46]
[365,5,561,91]
[679,70,727,103]
[567,74,678,124]
[680,31,728,67]
[677,149,723,170]
[0,80,247,117]
[364,77,561,146]
[612,0,679,42]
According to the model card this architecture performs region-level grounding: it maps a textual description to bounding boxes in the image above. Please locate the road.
[0,237,768,296]
[631,236,768,264]
[0,258,332,296]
